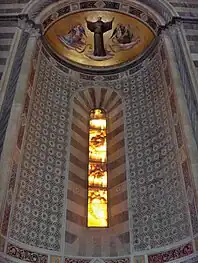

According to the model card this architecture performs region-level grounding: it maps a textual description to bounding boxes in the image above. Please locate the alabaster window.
[87,109,108,227]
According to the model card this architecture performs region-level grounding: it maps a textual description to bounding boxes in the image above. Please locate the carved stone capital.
[18,15,41,38]
[18,14,29,30]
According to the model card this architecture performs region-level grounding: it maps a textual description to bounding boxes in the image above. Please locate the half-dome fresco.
[45,10,155,68]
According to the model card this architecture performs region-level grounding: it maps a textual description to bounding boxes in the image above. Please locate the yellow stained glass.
[90,119,106,129]
[90,109,106,119]
[88,163,107,187]
[88,109,108,227]
[89,129,106,162]
[88,189,108,227]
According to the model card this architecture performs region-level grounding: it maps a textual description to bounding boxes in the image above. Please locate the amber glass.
[87,109,108,227]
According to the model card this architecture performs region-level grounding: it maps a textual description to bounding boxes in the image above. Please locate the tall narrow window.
[87,109,108,227]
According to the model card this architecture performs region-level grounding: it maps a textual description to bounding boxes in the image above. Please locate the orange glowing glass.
[87,109,108,227]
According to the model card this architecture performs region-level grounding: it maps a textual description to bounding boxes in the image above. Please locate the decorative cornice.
[23,0,177,23]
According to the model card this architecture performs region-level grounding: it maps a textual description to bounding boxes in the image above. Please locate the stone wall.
[0,35,197,262]
[0,0,198,263]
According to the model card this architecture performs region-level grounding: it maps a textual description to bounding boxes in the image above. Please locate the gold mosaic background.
[45,10,155,67]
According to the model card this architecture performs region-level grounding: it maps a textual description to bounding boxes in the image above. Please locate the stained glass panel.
[87,109,108,227]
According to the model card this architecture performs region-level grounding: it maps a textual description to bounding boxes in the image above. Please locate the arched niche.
[0,0,197,262]
[66,87,129,256]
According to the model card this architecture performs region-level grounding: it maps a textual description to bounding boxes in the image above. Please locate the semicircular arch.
[22,0,178,25]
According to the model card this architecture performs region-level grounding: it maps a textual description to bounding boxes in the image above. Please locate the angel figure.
[58,23,86,49]
[111,24,133,44]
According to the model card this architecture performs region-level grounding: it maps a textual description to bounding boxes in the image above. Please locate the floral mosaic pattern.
[148,243,193,263]
[7,243,47,263]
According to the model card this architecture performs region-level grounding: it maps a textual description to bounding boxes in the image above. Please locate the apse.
[6,44,193,258]
[0,0,198,263]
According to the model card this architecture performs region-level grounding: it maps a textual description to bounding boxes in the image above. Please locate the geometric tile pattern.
[1,0,198,161]
[123,52,191,251]
[2,34,195,262]
[0,0,197,262]
[6,42,194,258]
[161,42,198,236]
[9,56,70,251]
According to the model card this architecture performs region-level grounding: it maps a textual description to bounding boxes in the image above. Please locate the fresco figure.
[111,24,133,44]
[58,24,86,49]
[86,17,114,56]
[109,23,140,51]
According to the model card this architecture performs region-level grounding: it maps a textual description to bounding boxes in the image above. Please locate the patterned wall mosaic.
[0,0,197,262]
[123,51,191,251]
[148,243,193,263]
[9,53,71,251]
[3,31,197,262]
[7,243,47,263]
[160,41,198,235]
